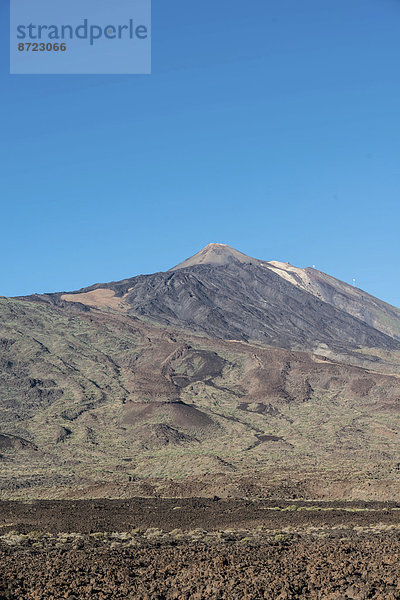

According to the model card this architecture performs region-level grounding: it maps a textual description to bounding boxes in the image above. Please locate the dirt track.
[2,499,400,599]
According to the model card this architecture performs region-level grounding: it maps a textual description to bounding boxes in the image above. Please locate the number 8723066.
[18,43,67,51]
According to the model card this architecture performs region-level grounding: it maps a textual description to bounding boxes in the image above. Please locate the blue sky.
[1,0,400,307]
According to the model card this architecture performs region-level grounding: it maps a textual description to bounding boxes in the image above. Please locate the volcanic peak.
[170,243,259,270]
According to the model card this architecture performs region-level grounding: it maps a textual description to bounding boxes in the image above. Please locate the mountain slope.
[265,260,400,342]
[2,295,400,500]
[4,244,400,500]
[45,244,400,355]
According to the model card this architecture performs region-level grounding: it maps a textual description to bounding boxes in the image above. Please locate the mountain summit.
[171,243,258,270]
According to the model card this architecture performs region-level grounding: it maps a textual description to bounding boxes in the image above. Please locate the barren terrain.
[2,245,400,596]
[2,291,400,500]
[2,499,400,599]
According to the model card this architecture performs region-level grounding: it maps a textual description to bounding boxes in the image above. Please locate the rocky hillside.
[35,244,400,355]
[2,244,400,500]
[2,283,400,499]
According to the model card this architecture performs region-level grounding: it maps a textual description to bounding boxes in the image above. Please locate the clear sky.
[1,0,399,307]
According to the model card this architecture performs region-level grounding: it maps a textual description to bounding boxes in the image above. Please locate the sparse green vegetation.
[2,296,400,501]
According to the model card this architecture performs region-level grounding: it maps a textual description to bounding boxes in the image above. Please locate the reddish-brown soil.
[2,499,400,599]
[3,537,400,600]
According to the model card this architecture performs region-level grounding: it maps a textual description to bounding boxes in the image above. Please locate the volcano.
[43,243,400,355]
[2,243,400,500]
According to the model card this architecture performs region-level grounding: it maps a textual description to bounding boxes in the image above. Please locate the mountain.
[39,243,400,355]
[170,243,257,269]
[2,244,400,501]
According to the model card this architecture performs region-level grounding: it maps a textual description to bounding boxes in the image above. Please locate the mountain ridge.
[3,244,400,500]
[32,244,400,355]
